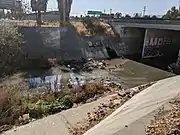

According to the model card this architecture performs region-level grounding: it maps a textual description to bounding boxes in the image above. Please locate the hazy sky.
[26,0,180,16]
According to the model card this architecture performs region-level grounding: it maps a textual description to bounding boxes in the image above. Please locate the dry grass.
[146,97,180,135]
[0,82,112,133]
[98,21,115,35]
[70,82,111,104]
[69,99,121,135]
[69,82,155,135]
[0,84,28,127]
[71,22,89,35]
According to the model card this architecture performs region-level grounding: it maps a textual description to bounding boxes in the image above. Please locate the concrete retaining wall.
[110,23,145,56]
[19,26,124,61]
[142,28,180,59]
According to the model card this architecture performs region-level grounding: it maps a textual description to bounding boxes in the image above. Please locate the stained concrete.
[84,75,180,135]
[19,26,124,60]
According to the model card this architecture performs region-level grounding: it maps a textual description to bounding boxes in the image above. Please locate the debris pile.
[103,79,122,89]
[69,99,121,135]
[81,59,108,72]
[146,98,180,135]
[118,82,155,98]
[69,82,155,135]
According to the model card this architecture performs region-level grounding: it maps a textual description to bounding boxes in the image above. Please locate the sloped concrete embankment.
[84,75,180,135]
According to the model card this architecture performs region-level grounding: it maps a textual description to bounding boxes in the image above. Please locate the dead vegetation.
[69,82,155,135]
[81,17,115,36]
[146,97,180,135]
[0,82,112,133]
[0,24,24,77]
[69,98,121,135]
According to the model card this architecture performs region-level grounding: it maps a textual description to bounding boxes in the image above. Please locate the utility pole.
[143,6,146,17]
[179,1,180,12]
[110,9,112,14]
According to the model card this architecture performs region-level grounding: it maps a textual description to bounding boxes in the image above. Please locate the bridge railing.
[109,19,180,25]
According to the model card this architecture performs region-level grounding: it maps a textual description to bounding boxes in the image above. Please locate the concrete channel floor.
[84,75,180,135]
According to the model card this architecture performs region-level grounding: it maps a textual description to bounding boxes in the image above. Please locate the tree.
[143,15,151,19]
[31,0,49,25]
[134,13,141,18]
[0,10,5,19]
[56,0,73,21]
[5,11,12,19]
[163,6,180,19]
[115,12,122,18]
[151,15,157,19]
[0,24,24,76]
[31,0,72,24]
[11,1,31,20]
[125,14,131,18]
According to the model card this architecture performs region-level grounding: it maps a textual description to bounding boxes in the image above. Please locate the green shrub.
[0,24,24,76]
[28,95,73,118]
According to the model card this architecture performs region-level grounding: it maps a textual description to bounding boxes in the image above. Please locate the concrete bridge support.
[111,22,180,64]
[142,28,180,59]
[141,28,180,66]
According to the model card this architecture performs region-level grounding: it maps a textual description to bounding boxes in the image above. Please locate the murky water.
[106,59,175,88]
[0,59,175,89]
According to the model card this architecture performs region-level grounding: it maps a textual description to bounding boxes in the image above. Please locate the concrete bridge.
[109,19,180,63]
[109,19,180,30]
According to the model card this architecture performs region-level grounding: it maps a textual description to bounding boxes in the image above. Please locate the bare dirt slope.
[84,75,180,135]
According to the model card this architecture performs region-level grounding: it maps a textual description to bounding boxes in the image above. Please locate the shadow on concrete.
[125,49,179,74]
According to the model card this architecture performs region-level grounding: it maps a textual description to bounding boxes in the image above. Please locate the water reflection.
[28,75,61,92]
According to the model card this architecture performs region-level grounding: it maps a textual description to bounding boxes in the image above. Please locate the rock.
[130,91,135,97]
[172,128,180,135]
[114,99,121,105]
[22,114,30,121]
[125,90,131,95]
[86,98,94,103]
[31,118,36,122]
[131,87,140,94]
[98,62,104,66]
[73,103,78,108]
[118,91,126,97]
[0,125,12,133]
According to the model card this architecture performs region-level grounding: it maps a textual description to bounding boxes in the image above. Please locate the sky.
[25,0,180,16]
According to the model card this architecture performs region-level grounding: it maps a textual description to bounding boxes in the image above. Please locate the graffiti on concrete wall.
[142,36,172,58]
[87,40,104,47]
[148,37,172,46]
[86,39,112,48]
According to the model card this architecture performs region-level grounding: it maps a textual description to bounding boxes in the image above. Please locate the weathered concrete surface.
[111,22,180,60]
[111,24,145,56]
[19,26,84,60]
[84,75,180,135]
[3,94,116,135]
[111,22,180,31]
[142,28,180,59]
[19,26,123,60]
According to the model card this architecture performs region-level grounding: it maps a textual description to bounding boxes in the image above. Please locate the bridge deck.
[112,22,180,31]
